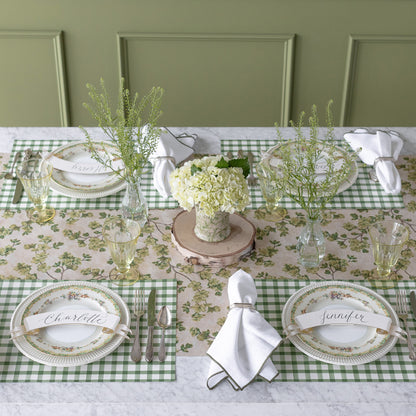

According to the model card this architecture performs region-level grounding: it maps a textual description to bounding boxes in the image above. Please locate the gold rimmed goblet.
[369,220,409,279]
[256,159,287,222]
[102,217,141,286]
[16,158,55,223]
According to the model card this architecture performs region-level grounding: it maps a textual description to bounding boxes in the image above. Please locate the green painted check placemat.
[0,279,176,382]
[0,139,404,210]
[256,279,416,382]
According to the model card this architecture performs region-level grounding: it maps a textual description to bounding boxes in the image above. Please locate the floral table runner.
[0,139,404,210]
[0,279,176,382]
[0,152,415,361]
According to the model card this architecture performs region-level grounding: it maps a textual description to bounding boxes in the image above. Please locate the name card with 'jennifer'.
[295,309,392,332]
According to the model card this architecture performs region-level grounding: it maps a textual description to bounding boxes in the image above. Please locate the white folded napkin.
[344,129,403,195]
[149,129,195,198]
[206,270,282,390]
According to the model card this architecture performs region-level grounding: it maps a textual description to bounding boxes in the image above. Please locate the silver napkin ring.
[230,302,255,310]
[151,156,176,164]
[374,156,395,168]
[369,156,395,182]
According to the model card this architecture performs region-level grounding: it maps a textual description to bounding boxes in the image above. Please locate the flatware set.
[130,288,170,363]
[396,290,416,361]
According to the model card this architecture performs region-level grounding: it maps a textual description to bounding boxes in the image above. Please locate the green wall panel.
[118,33,294,126]
[341,35,416,127]
[0,1,415,127]
[0,31,69,127]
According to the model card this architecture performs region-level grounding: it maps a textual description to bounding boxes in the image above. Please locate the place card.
[10,309,130,339]
[295,309,392,332]
[46,155,124,175]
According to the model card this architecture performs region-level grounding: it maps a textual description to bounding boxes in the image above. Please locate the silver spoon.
[4,151,22,179]
[156,305,172,362]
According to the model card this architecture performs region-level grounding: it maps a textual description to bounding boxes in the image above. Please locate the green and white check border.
[0,139,404,210]
[0,279,176,382]
[256,280,416,382]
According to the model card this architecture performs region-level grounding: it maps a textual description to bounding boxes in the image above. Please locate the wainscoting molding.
[117,33,295,126]
[340,34,416,126]
[0,30,69,126]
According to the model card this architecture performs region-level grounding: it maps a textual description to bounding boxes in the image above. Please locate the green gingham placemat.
[0,139,404,210]
[256,279,416,382]
[0,279,176,382]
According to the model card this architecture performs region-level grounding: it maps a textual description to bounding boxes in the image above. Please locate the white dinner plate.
[45,141,126,199]
[264,141,359,195]
[282,281,399,365]
[10,281,130,367]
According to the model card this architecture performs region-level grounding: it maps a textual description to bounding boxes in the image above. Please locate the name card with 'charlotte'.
[23,310,121,332]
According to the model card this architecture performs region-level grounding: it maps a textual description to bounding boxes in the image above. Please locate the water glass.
[102,217,141,285]
[369,220,409,278]
[256,160,287,221]
[16,158,55,223]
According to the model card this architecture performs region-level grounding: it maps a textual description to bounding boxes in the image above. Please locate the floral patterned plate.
[282,281,399,365]
[10,281,130,367]
[45,141,126,199]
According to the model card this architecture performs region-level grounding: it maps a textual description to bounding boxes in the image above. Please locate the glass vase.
[121,176,148,227]
[296,216,325,268]
[194,206,231,242]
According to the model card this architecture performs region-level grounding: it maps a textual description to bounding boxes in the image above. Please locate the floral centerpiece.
[80,78,163,226]
[170,155,250,242]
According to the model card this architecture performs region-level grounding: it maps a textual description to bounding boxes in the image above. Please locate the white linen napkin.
[149,129,195,198]
[206,270,282,390]
[344,129,403,195]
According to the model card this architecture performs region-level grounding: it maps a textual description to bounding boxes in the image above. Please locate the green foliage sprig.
[80,78,164,180]
[271,101,356,220]
[190,157,250,178]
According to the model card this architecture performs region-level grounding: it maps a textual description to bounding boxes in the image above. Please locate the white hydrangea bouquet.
[170,155,250,242]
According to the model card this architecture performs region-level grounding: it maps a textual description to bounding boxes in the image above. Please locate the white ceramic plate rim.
[46,141,126,199]
[10,281,130,367]
[282,281,399,365]
[264,142,359,195]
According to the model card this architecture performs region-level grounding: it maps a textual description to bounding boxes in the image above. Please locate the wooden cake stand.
[171,210,256,267]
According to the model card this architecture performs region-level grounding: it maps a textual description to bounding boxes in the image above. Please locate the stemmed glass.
[369,220,409,278]
[16,158,55,223]
[102,217,141,285]
[256,159,287,222]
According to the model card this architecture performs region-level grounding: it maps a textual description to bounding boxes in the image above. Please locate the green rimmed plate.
[45,141,126,199]
[282,281,399,365]
[10,281,130,367]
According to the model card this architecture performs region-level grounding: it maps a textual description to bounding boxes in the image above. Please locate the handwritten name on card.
[47,156,124,175]
[23,310,121,332]
[295,309,392,332]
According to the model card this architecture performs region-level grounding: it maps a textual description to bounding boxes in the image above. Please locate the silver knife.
[410,291,416,318]
[12,148,33,204]
[145,289,156,362]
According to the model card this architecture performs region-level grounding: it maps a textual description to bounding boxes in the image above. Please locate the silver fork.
[396,290,416,361]
[247,151,258,187]
[130,288,146,362]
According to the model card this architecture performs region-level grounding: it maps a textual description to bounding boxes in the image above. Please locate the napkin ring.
[151,156,176,164]
[373,156,395,167]
[230,302,255,310]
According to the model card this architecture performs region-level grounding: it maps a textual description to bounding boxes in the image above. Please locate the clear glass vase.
[121,176,148,227]
[296,216,325,268]
[194,206,231,242]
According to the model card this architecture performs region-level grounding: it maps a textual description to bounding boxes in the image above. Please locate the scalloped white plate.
[11,281,130,367]
[282,281,399,365]
[45,141,126,199]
